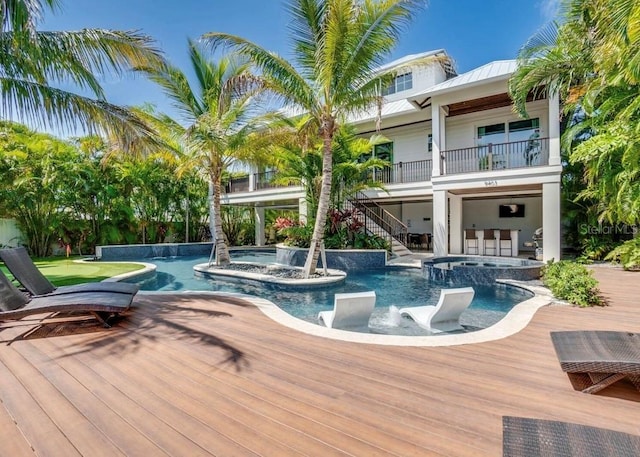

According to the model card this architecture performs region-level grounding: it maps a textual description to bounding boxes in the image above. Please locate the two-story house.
[222,50,562,262]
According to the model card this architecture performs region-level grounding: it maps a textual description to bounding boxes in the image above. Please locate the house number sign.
[484,180,498,187]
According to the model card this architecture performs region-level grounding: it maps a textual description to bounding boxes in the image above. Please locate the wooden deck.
[0,266,639,456]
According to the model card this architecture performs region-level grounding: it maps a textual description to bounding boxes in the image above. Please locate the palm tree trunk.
[208,181,215,241]
[212,172,231,266]
[303,125,334,277]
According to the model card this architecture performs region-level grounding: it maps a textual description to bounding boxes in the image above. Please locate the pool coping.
[111,258,557,347]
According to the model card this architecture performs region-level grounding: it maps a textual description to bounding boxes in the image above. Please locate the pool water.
[125,251,532,336]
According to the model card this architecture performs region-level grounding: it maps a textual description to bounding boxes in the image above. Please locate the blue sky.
[42,0,559,121]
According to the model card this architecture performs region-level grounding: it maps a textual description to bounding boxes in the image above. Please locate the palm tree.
[274,122,389,218]
[509,0,640,262]
[202,0,426,276]
[135,40,272,265]
[0,0,164,148]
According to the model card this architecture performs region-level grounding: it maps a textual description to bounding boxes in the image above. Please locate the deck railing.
[368,159,432,185]
[442,137,549,175]
[223,140,550,194]
[225,175,250,193]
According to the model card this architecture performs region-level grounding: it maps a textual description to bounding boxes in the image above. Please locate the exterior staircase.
[345,191,412,258]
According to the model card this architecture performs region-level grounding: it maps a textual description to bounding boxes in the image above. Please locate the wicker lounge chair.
[503,416,640,456]
[399,287,475,333]
[0,247,139,297]
[550,330,640,394]
[318,291,376,329]
[0,269,133,328]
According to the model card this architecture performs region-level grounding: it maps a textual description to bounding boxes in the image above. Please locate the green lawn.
[0,256,145,287]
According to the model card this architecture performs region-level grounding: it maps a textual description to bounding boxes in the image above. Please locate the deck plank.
[0,265,639,456]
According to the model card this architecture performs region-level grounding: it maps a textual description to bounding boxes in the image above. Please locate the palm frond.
[201,31,317,113]
[0,76,159,153]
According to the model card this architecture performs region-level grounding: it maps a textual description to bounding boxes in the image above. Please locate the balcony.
[224,170,299,194]
[442,137,550,175]
[223,138,551,194]
[368,159,433,185]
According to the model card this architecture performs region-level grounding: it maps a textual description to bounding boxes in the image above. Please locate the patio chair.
[0,247,139,297]
[399,287,475,333]
[318,291,376,329]
[502,416,640,457]
[550,330,640,394]
[0,269,133,328]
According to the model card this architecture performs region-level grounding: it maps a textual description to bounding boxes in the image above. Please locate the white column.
[548,92,561,166]
[449,194,463,254]
[431,101,441,177]
[248,171,256,192]
[254,207,265,247]
[298,197,308,225]
[542,181,561,262]
[432,190,448,256]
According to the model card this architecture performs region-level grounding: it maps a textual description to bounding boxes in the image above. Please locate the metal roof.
[347,99,420,125]
[408,60,517,101]
[375,49,448,73]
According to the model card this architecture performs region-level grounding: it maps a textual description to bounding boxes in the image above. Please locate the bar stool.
[465,229,479,254]
[483,229,497,255]
[499,229,512,256]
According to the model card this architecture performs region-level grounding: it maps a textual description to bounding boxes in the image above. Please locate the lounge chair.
[399,287,475,333]
[502,416,640,456]
[0,247,139,297]
[318,291,376,329]
[0,269,133,328]
[550,330,640,394]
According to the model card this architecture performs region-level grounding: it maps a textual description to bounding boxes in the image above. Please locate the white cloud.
[539,0,560,22]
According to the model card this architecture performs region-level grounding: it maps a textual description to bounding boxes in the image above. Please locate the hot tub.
[423,256,543,284]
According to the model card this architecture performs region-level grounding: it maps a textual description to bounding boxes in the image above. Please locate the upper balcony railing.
[223,139,550,194]
[367,159,432,185]
[224,170,299,194]
[225,175,250,193]
[441,137,550,175]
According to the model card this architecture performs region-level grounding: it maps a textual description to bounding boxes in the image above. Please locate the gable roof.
[408,60,517,107]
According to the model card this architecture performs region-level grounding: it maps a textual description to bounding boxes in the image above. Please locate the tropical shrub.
[605,237,640,270]
[578,236,617,261]
[542,261,602,307]
[275,210,389,251]
[279,223,314,248]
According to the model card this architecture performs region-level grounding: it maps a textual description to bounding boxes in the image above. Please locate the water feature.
[122,250,534,336]
[423,256,543,284]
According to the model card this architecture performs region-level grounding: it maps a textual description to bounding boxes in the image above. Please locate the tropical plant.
[220,206,255,246]
[0,121,75,255]
[606,237,640,270]
[509,0,640,260]
[202,0,428,276]
[273,122,389,217]
[0,0,164,148]
[542,260,602,307]
[135,40,273,265]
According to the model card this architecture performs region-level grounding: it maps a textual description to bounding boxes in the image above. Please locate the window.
[476,118,542,169]
[382,72,413,96]
[477,123,506,146]
[363,142,394,183]
[359,141,393,163]
[373,142,393,162]
[477,118,540,145]
[427,133,433,152]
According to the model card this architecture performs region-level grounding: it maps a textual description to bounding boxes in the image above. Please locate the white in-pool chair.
[318,291,376,329]
[399,287,475,333]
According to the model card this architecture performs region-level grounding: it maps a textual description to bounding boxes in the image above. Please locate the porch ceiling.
[449,183,542,196]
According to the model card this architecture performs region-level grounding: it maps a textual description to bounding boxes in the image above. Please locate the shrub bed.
[542,260,602,307]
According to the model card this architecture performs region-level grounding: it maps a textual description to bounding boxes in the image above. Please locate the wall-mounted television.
[499,204,525,218]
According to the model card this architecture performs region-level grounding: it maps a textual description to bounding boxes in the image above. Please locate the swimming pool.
[124,250,533,336]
